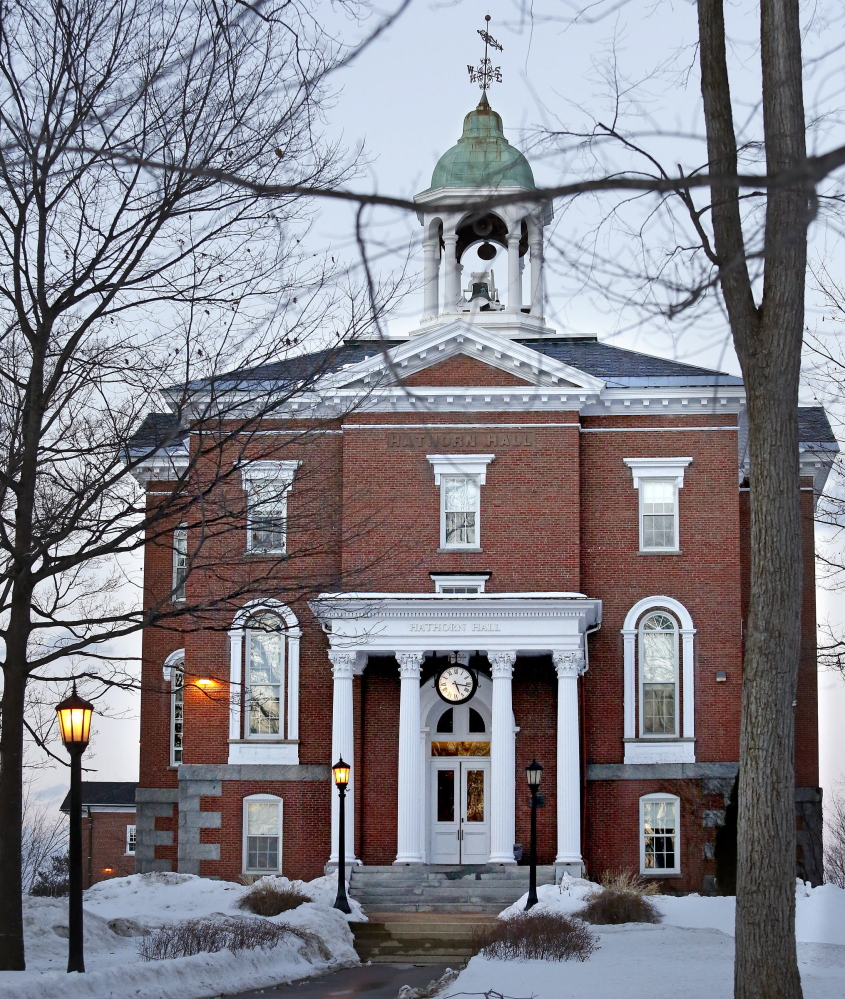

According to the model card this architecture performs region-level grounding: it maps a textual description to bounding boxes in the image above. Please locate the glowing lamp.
[196,677,214,688]
[332,757,350,789]
[526,758,543,790]
[56,684,95,751]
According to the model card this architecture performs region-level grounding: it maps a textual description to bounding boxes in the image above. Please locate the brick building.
[59,782,137,888]
[132,96,833,894]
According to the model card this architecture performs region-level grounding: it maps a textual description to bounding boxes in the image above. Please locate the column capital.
[395,651,424,679]
[328,650,357,678]
[553,650,586,678]
[488,650,517,678]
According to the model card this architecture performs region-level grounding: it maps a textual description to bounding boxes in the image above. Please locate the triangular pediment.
[325,321,606,394]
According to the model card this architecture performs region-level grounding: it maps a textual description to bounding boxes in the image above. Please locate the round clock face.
[436,665,477,704]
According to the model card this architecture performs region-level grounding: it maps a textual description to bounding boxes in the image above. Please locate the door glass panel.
[437,769,455,822]
[431,741,490,757]
[465,769,485,822]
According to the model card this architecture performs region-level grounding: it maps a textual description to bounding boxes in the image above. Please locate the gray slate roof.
[59,781,138,812]
[798,406,837,444]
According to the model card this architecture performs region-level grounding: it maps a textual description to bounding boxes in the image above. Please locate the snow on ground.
[0,872,362,999]
[452,878,845,999]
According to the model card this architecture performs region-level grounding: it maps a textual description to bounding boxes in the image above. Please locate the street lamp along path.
[55,683,94,973]
[332,757,352,914]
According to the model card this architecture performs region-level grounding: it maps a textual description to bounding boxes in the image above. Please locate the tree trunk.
[0,665,28,970]
[698,1,808,997]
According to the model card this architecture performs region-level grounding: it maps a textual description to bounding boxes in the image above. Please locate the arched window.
[246,613,285,737]
[640,793,680,875]
[171,663,184,765]
[639,612,678,737]
[163,650,185,767]
[228,601,301,765]
[622,597,695,764]
[243,794,282,874]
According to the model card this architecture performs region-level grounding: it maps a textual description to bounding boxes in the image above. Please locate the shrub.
[473,912,597,963]
[598,868,660,896]
[577,889,662,925]
[137,917,305,961]
[237,880,312,916]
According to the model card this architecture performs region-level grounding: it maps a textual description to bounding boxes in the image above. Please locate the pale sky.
[32,0,845,814]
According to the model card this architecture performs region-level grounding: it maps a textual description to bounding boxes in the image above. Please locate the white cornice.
[129,450,189,485]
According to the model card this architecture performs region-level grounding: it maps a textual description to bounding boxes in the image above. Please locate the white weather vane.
[467,14,503,92]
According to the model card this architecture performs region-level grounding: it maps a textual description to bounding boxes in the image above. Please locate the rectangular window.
[245,801,281,872]
[641,628,677,735]
[436,769,455,823]
[172,527,188,601]
[247,480,290,553]
[442,476,479,548]
[126,825,137,855]
[640,479,677,550]
[641,797,679,873]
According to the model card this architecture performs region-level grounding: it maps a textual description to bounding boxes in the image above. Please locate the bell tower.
[413,19,553,337]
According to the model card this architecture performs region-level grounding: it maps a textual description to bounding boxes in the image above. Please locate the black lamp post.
[332,757,352,914]
[525,758,544,911]
[56,683,94,973]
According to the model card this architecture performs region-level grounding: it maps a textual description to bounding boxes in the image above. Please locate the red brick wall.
[83,811,136,888]
[580,417,744,766]
[341,411,581,592]
[202,781,329,883]
[403,354,534,387]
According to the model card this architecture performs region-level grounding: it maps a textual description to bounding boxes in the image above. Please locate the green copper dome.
[429,96,535,190]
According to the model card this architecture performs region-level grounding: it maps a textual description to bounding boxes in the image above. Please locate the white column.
[507,230,522,313]
[488,650,517,864]
[328,650,358,865]
[395,651,425,863]
[443,233,459,311]
[228,629,243,743]
[529,236,544,318]
[423,238,440,318]
[286,629,301,744]
[553,650,586,868]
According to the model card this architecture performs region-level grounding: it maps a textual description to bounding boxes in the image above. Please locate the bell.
[477,241,496,260]
[472,216,494,237]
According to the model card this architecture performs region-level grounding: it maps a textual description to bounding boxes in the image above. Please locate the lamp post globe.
[332,757,352,914]
[56,683,94,973]
[525,758,543,911]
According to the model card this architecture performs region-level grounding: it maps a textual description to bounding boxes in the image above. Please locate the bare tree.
[20,777,67,895]
[0,0,409,970]
[824,781,845,889]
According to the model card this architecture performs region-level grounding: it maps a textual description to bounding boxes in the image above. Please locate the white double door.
[429,759,490,864]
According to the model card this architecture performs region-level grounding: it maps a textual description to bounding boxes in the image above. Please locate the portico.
[309,592,602,876]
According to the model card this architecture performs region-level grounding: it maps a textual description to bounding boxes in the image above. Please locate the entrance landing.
[349,863,556,914]
[351,912,500,965]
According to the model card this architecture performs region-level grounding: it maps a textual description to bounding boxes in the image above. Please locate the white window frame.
[623,458,692,553]
[427,454,494,551]
[227,600,301,766]
[622,598,696,764]
[242,794,283,874]
[431,574,489,594]
[245,613,286,740]
[639,793,681,875]
[638,611,680,739]
[241,461,301,555]
[172,525,188,601]
[126,824,137,856]
[163,650,186,767]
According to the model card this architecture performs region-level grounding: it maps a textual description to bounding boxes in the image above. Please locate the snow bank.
[499,876,845,948]
[451,877,845,999]
[0,872,361,999]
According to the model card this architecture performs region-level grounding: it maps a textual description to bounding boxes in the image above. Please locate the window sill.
[244,551,288,559]
[437,547,483,553]
[228,739,299,745]
[641,871,683,878]
[637,549,682,556]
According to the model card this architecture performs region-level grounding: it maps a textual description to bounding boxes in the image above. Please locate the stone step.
[359,901,509,913]
[351,914,498,963]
